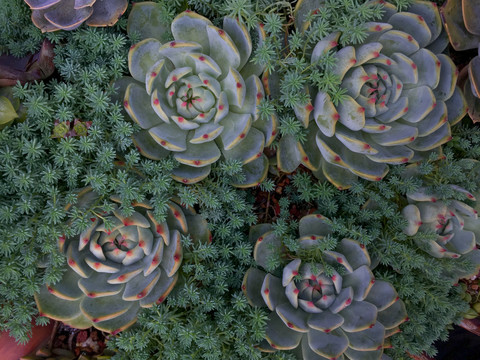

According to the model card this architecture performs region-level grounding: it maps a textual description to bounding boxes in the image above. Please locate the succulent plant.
[441,0,480,123]
[276,0,466,189]
[402,184,480,279]
[441,0,480,52]
[52,119,92,138]
[35,188,210,333]
[243,214,407,360]
[122,4,277,186]
[24,0,128,32]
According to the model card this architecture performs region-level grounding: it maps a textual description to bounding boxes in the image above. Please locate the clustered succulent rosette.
[243,214,407,360]
[24,0,128,32]
[276,0,467,190]
[35,188,210,333]
[441,0,480,122]
[402,184,480,279]
[441,0,480,52]
[122,4,277,187]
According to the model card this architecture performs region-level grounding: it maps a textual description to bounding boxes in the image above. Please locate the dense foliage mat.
[2,1,480,360]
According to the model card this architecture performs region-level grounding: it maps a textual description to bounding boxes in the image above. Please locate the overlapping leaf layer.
[35,188,210,333]
[123,5,278,186]
[278,0,467,189]
[243,215,407,360]
[24,0,128,32]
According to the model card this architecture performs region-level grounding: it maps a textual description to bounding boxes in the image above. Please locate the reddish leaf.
[0,39,55,87]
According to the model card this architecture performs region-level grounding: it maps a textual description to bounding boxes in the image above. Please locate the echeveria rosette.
[441,0,480,122]
[243,215,407,360]
[35,188,210,334]
[123,6,278,187]
[277,0,467,189]
[402,185,480,279]
[24,0,128,32]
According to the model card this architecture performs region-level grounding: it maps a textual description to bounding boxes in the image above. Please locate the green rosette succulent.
[24,0,128,32]
[402,184,480,279]
[277,0,466,189]
[123,4,277,187]
[35,188,210,333]
[441,0,480,122]
[243,214,407,360]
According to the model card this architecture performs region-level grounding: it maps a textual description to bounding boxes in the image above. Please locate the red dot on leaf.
[264,288,270,295]
[219,105,224,110]
[154,99,159,105]
[172,76,178,82]
[386,59,392,65]
[199,56,205,61]
[170,41,176,47]
[375,25,382,31]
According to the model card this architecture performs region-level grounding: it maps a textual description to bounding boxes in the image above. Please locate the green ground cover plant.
[2,0,480,359]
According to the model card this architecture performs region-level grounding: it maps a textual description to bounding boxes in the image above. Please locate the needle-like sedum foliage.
[2,2,480,360]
